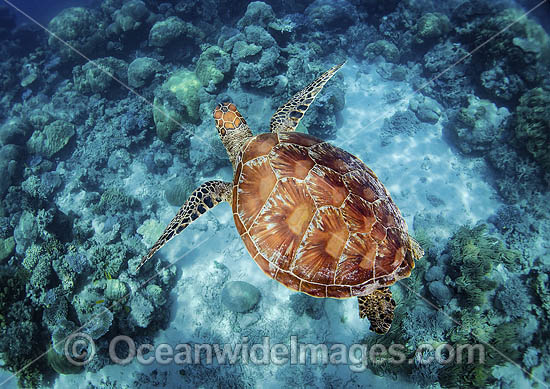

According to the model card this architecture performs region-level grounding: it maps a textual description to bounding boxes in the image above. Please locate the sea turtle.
[138,63,423,334]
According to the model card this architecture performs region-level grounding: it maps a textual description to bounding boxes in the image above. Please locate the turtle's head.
[213,102,253,168]
[213,102,247,138]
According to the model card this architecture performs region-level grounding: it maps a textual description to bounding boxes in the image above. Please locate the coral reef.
[514,87,550,176]
[361,224,534,388]
[364,40,400,63]
[127,57,161,88]
[149,16,202,48]
[450,95,510,155]
[26,120,75,158]
[153,69,201,141]
[47,7,105,62]
[73,57,128,95]
[408,94,442,124]
[456,7,550,101]
[0,0,548,386]
[195,46,232,88]
[413,12,450,45]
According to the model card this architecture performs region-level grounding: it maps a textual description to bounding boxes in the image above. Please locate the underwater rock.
[381,109,421,142]
[231,41,262,62]
[0,236,14,263]
[153,69,201,141]
[82,306,113,339]
[188,128,228,175]
[145,149,172,173]
[149,16,202,47]
[298,81,345,139]
[47,7,105,62]
[107,149,131,171]
[0,117,31,146]
[424,265,445,282]
[451,95,510,155]
[408,95,442,124]
[93,187,137,214]
[195,46,231,87]
[480,63,525,101]
[221,281,260,313]
[129,292,154,328]
[494,275,530,319]
[26,120,75,158]
[522,347,540,370]
[376,62,407,81]
[29,248,54,292]
[73,57,128,95]
[128,57,161,88]
[421,41,473,107]
[20,64,38,88]
[514,87,550,174]
[364,40,400,63]
[14,211,40,255]
[413,12,450,45]
[428,280,453,306]
[113,0,149,33]
[64,252,89,274]
[305,0,357,31]
[457,8,550,100]
[0,144,22,197]
[137,219,165,247]
[164,176,195,207]
[244,25,277,49]
[104,279,128,301]
[451,0,493,23]
[50,319,77,355]
[237,1,276,29]
[146,284,166,307]
[228,26,280,89]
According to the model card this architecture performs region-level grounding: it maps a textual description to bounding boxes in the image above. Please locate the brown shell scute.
[292,206,349,284]
[242,133,279,164]
[270,143,314,180]
[249,177,315,270]
[305,165,348,208]
[233,132,416,298]
[236,156,277,229]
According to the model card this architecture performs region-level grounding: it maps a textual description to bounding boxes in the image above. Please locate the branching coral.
[93,187,137,215]
[0,264,48,387]
[448,224,519,307]
[514,87,550,175]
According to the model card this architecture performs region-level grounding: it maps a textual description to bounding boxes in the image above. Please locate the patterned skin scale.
[231,131,417,300]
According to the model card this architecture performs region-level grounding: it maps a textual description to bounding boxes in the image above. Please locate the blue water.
[0,0,549,388]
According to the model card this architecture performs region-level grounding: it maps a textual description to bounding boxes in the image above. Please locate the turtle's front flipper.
[270,62,345,134]
[137,180,232,271]
[358,287,396,334]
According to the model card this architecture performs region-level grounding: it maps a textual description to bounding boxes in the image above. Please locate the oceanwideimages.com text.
[66,333,485,372]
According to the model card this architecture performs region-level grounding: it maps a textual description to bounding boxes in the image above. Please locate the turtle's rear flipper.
[358,287,396,334]
[270,62,345,134]
[137,180,232,271]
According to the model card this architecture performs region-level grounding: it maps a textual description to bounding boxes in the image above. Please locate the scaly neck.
[222,123,253,169]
